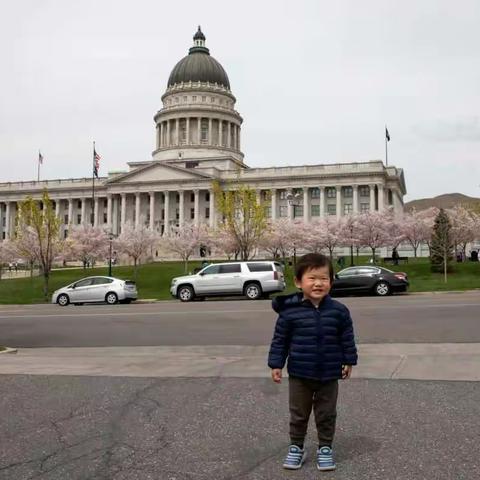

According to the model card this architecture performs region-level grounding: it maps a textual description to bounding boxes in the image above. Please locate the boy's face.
[294,266,332,304]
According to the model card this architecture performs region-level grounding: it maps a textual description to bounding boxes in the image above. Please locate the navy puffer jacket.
[267,292,358,381]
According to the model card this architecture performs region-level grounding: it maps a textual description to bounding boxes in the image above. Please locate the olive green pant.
[288,375,338,447]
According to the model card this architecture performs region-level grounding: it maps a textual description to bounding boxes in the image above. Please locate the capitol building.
[0,27,406,240]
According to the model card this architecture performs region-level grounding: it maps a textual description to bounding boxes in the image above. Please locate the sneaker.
[282,445,306,470]
[317,446,336,471]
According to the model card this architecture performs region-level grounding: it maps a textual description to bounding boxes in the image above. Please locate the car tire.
[178,285,194,302]
[244,282,262,300]
[374,281,391,296]
[105,292,118,305]
[57,294,70,306]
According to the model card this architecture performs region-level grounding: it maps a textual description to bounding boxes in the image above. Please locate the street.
[1,292,480,347]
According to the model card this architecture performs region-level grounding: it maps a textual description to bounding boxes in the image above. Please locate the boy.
[268,253,358,471]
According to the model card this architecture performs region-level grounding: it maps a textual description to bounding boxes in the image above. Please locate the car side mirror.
[70,285,75,289]
[334,274,339,279]
[199,272,205,276]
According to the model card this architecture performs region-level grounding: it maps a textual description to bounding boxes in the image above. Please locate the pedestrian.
[268,253,358,471]
[392,247,399,266]
[8,262,12,272]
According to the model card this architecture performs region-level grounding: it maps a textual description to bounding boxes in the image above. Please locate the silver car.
[52,276,138,306]
[170,261,286,302]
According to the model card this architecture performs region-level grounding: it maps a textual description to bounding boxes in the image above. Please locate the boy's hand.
[271,368,283,383]
[342,365,353,379]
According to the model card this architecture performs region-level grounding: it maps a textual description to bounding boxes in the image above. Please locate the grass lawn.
[0,257,479,304]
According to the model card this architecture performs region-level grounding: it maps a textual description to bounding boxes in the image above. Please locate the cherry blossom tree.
[419,207,440,256]
[356,211,390,263]
[338,214,361,265]
[259,219,296,265]
[447,206,479,257]
[402,208,435,257]
[10,227,39,277]
[384,209,406,253]
[311,216,346,261]
[207,226,238,260]
[0,240,15,280]
[115,222,159,279]
[65,225,109,268]
[160,222,209,273]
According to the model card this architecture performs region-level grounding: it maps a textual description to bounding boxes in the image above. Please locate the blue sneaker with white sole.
[282,444,306,469]
[317,446,336,471]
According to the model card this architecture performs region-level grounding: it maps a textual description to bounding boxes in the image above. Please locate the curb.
[0,347,18,355]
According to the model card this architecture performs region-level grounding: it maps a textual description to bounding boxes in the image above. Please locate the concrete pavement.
[1,343,480,381]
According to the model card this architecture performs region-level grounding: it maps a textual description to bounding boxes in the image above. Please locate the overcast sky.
[1,0,479,201]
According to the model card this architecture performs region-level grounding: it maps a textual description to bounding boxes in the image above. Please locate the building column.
[112,196,119,235]
[256,189,261,205]
[107,195,112,230]
[186,118,190,145]
[68,199,73,226]
[197,117,201,144]
[271,188,277,220]
[179,190,185,227]
[81,198,86,225]
[55,199,60,218]
[353,185,359,214]
[5,202,11,238]
[208,118,212,145]
[227,122,232,148]
[336,186,342,218]
[135,193,141,227]
[287,188,294,220]
[319,186,325,218]
[237,126,241,150]
[378,184,384,211]
[369,184,376,212]
[120,193,126,231]
[164,191,170,234]
[219,120,223,146]
[233,124,238,150]
[209,189,215,228]
[303,187,310,222]
[94,198,99,227]
[194,189,200,226]
[149,192,155,230]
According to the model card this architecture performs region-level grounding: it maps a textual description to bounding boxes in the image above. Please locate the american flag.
[38,151,43,164]
[93,149,100,178]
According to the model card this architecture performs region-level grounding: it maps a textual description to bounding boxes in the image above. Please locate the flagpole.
[385,126,388,167]
[37,150,41,182]
[92,141,95,227]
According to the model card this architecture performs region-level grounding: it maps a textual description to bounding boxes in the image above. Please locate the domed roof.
[167,27,230,90]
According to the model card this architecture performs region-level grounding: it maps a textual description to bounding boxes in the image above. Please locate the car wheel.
[244,282,262,300]
[374,282,390,296]
[105,292,118,305]
[178,285,194,302]
[57,294,70,306]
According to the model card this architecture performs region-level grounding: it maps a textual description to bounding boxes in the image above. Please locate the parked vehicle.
[170,261,286,302]
[52,276,137,306]
[331,266,409,297]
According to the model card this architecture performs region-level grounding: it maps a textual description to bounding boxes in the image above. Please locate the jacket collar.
[272,291,333,313]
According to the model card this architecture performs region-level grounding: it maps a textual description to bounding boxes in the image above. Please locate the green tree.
[213,180,269,261]
[430,208,454,282]
[16,190,61,299]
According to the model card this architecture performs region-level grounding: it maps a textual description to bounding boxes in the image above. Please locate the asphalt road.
[1,375,478,480]
[1,292,480,347]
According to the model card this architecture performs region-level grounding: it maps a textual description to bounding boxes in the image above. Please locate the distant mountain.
[405,193,480,212]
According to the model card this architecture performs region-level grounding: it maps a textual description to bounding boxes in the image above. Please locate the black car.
[331,266,409,297]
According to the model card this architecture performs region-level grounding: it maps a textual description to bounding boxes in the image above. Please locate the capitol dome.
[167,26,230,90]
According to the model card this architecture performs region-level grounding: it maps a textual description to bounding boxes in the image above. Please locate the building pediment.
[106,161,213,184]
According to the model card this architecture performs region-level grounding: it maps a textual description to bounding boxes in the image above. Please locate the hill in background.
[405,193,480,212]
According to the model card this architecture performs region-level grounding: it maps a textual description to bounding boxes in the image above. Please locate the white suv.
[170,261,286,302]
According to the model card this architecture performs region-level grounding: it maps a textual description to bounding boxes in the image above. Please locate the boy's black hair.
[294,253,334,282]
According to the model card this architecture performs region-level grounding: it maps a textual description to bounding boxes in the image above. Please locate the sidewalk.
[1,343,479,381]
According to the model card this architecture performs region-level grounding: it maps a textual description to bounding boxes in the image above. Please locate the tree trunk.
[413,245,418,257]
[134,258,138,281]
[372,247,376,264]
[43,272,49,300]
[443,245,448,283]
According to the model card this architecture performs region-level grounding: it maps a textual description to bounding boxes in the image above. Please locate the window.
[192,96,197,102]
[74,278,93,288]
[104,199,108,208]
[294,205,303,218]
[344,204,353,215]
[211,96,215,103]
[161,209,165,220]
[311,204,320,217]
[338,268,358,278]
[103,213,107,223]
[91,277,114,285]
[205,207,210,219]
[327,204,336,216]
[343,187,353,198]
[202,96,206,102]
[264,206,271,218]
[201,119,208,143]
[247,263,273,272]
[77,214,81,224]
[77,200,82,209]
[190,193,194,203]
[219,264,241,274]
[280,190,288,200]
[64,215,68,224]
[326,187,336,198]
[64,229,68,238]
[175,97,179,103]
[202,264,220,275]
[357,267,380,275]
[175,208,179,220]
[205,192,210,202]
[279,206,288,217]
[359,186,370,197]
[183,96,187,103]
[311,188,320,199]
[360,203,370,213]
[176,194,180,202]
[190,208,195,220]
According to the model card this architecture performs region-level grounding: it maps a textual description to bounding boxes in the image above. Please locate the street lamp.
[108,232,115,277]
[286,191,302,266]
